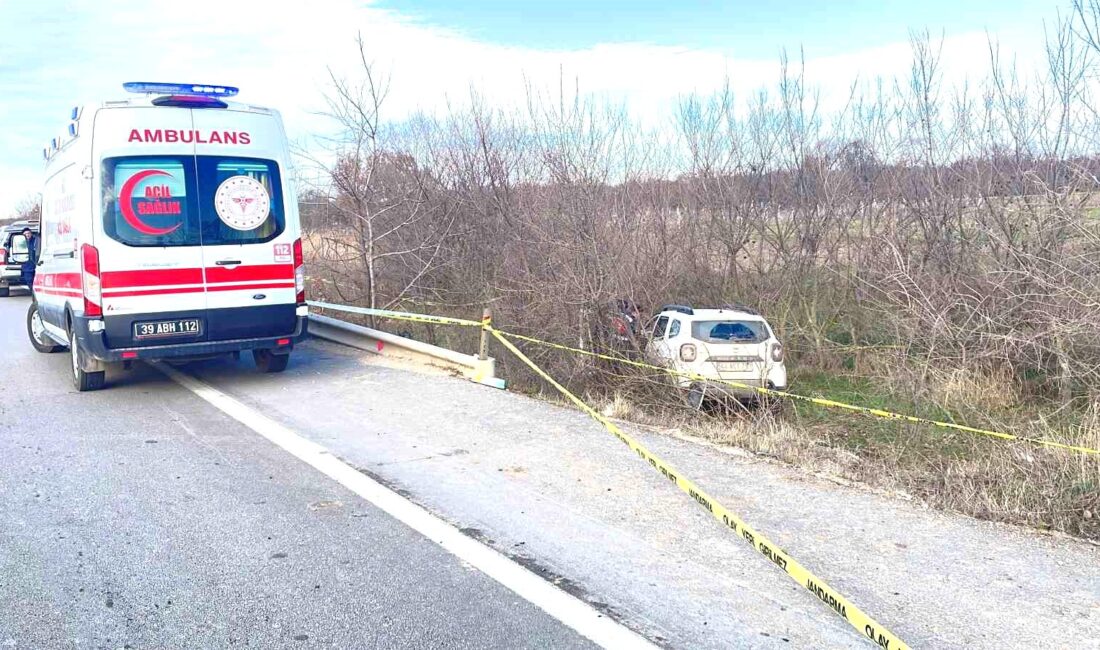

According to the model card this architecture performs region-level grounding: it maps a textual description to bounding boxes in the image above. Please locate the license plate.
[716,361,753,373]
[133,318,202,340]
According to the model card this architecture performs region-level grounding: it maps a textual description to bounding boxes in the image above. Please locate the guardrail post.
[479,308,492,361]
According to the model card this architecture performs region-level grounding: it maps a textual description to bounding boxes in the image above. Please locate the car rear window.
[102,155,285,247]
[691,320,768,343]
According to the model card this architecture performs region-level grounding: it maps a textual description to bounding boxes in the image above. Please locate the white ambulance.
[29,82,308,391]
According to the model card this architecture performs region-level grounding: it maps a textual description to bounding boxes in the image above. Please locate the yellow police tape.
[488,327,911,649]
[307,300,1099,457]
[308,300,912,646]
[494,331,1100,457]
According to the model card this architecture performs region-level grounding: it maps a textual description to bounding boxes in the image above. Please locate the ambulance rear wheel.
[27,302,62,353]
[253,349,289,373]
[70,329,105,392]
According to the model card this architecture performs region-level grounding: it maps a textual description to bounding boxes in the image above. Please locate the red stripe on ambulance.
[205,264,293,284]
[101,268,204,289]
[104,280,293,298]
[99,265,291,291]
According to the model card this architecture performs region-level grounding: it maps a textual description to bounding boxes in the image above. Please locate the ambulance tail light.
[293,238,305,305]
[81,244,102,318]
[0,247,6,264]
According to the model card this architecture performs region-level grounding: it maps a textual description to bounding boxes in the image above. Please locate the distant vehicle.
[644,304,788,409]
[0,221,39,297]
[28,82,307,391]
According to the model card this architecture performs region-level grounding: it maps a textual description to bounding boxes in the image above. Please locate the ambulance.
[29,82,308,391]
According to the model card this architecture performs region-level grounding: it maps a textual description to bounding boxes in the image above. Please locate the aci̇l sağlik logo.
[118,169,183,236]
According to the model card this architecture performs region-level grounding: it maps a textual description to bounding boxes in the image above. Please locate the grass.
[788,369,982,458]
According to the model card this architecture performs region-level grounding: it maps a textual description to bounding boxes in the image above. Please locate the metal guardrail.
[307,312,505,389]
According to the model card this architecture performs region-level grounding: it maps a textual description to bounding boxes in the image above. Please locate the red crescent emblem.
[119,169,182,236]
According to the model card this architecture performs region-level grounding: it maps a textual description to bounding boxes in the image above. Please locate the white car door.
[644,315,672,365]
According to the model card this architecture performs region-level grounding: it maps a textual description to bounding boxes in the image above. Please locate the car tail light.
[0,247,6,264]
[770,342,784,362]
[292,238,305,305]
[81,243,102,317]
[680,343,697,362]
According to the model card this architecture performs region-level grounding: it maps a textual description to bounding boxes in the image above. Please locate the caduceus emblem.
[215,175,271,231]
[231,195,256,213]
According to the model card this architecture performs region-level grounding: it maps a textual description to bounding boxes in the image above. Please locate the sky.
[0,0,1066,217]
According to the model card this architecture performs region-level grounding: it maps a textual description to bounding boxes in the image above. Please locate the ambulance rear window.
[101,155,285,247]
[102,158,199,247]
[197,158,285,245]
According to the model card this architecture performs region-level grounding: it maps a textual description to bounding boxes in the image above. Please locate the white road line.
[160,365,657,650]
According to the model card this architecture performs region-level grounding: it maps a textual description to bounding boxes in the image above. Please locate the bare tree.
[303,36,457,321]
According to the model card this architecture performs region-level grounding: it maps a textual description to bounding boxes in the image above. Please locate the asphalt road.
[0,292,598,649]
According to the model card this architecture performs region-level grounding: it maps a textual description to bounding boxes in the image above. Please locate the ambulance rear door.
[191,108,297,342]
[94,106,208,348]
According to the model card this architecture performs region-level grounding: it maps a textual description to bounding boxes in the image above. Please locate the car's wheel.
[760,395,788,417]
[70,329,106,392]
[0,286,9,298]
[685,382,707,410]
[253,349,290,373]
[27,302,62,353]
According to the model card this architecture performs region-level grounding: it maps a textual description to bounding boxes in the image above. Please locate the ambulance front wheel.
[253,348,290,373]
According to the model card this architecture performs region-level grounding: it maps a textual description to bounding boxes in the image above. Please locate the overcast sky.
[0,0,1062,217]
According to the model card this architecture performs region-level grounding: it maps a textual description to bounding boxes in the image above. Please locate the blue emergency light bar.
[122,82,239,97]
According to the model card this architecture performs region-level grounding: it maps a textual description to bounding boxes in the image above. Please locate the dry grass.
[591,367,1100,540]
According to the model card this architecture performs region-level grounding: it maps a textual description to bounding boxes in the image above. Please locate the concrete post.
[478,308,492,361]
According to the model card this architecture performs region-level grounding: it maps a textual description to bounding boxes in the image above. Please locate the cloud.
[0,0,1047,215]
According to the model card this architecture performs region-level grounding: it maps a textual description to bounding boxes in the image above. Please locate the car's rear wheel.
[70,329,106,392]
[27,301,62,353]
[685,382,707,410]
[760,395,788,417]
[253,349,290,373]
